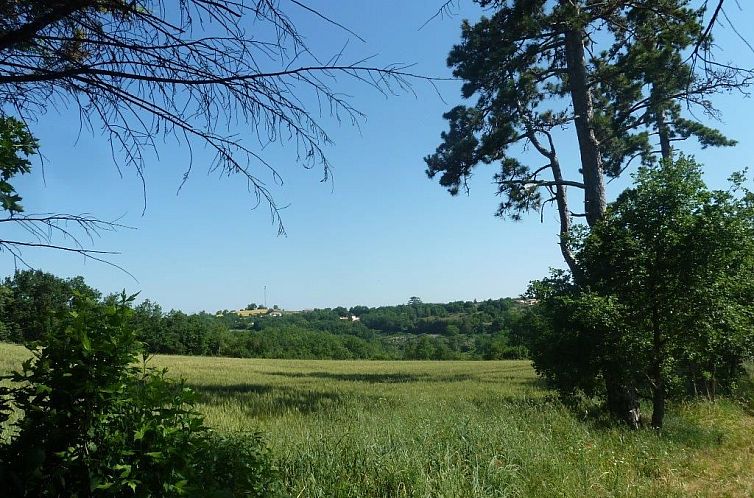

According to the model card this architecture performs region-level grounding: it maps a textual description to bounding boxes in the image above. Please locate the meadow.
[2,343,753,497]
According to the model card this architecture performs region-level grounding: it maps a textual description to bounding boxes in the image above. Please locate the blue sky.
[4,1,754,312]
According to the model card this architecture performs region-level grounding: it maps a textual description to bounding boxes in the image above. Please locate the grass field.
[2,343,753,497]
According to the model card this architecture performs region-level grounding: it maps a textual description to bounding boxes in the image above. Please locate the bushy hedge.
[0,294,281,497]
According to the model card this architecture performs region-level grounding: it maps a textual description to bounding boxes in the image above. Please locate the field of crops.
[2,343,753,497]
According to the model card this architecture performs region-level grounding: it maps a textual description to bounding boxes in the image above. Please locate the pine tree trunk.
[549,154,579,275]
[651,310,665,429]
[651,377,665,429]
[655,105,672,161]
[563,27,606,227]
[563,22,639,426]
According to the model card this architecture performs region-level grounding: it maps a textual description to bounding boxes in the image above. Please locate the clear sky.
[4,1,754,312]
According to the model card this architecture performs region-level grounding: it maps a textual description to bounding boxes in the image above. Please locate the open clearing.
[1,343,752,497]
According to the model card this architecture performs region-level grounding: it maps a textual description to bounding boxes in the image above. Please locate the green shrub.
[0,293,281,497]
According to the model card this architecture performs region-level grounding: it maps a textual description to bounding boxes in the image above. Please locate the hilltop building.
[236,308,271,317]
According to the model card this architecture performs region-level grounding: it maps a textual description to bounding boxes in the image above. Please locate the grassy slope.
[1,343,752,497]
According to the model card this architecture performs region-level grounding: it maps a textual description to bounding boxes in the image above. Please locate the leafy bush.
[528,159,754,428]
[0,293,281,497]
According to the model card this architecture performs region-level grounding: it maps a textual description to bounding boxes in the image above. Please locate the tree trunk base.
[607,381,640,429]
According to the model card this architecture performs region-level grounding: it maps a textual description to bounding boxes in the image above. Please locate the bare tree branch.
[1,0,438,238]
[692,0,724,59]
[419,1,459,31]
[0,212,136,278]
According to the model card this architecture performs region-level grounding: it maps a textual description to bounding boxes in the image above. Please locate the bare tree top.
[0,0,430,235]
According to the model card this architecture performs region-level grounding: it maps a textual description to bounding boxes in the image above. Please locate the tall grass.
[2,343,752,497]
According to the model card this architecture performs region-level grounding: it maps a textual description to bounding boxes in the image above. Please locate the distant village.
[219,306,284,318]
[217,299,539,320]
[217,306,361,322]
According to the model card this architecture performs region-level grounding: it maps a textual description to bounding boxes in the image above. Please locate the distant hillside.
[0,270,539,361]
[211,297,538,360]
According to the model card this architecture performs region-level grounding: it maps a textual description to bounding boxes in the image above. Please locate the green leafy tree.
[412,335,436,360]
[1,270,100,342]
[425,0,747,423]
[531,158,754,428]
[349,305,369,316]
[131,299,164,351]
[527,273,635,422]
[0,284,12,340]
[0,116,36,215]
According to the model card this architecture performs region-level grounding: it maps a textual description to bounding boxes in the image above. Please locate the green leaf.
[134,426,148,441]
[81,333,91,352]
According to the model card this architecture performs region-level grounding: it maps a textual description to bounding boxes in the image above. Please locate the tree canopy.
[425,0,746,272]
[530,157,754,428]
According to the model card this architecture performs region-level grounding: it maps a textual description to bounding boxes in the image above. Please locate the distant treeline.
[0,270,536,360]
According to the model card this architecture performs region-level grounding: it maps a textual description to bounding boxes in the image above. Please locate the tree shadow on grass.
[471,393,557,413]
[560,399,730,450]
[265,371,478,384]
[733,365,754,416]
[659,418,727,449]
[187,382,348,418]
[266,371,421,383]
[189,383,274,396]
[522,376,549,389]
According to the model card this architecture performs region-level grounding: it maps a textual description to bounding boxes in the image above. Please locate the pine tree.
[425,0,748,423]
[425,0,742,273]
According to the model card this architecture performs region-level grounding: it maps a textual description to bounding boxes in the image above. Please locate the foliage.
[146,297,535,360]
[0,270,100,342]
[0,116,37,215]
[0,270,538,361]
[0,271,535,360]
[0,293,280,497]
[529,158,754,427]
[425,0,744,271]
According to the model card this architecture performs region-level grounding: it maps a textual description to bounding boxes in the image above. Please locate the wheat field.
[1,343,752,497]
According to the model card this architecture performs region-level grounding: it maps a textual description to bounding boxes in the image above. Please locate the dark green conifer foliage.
[425,0,740,272]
